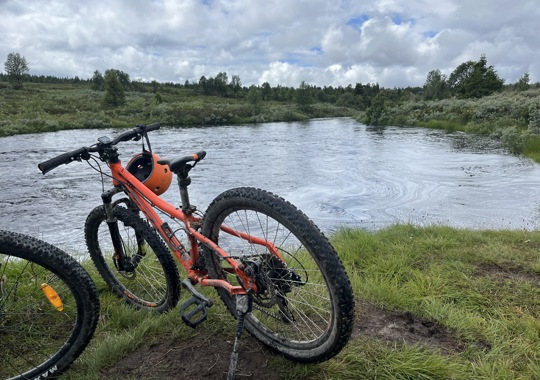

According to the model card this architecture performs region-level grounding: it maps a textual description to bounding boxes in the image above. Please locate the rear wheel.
[202,187,355,362]
[85,205,180,313]
[0,230,100,380]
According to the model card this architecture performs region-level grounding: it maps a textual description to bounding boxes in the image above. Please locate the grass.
[0,82,357,137]
[57,224,540,379]
[1,256,82,377]
[416,119,469,133]
[523,136,540,162]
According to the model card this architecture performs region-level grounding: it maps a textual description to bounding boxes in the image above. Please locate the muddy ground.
[101,298,479,380]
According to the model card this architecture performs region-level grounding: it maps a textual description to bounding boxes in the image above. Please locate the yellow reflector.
[41,283,64,312]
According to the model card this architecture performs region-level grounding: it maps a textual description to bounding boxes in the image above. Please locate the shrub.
[528,108,540,135]
[83,119,112,129]
[498,126,528,154]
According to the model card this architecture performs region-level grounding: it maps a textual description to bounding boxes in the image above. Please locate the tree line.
[422,54,526,100]
[3,51,537,112]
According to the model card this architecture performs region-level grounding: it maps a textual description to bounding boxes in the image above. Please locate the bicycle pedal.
[179,279,213,328]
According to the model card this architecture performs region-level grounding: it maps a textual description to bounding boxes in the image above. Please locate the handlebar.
[109,123,160,146]
[38,147,94,174]
[38,123,161,174]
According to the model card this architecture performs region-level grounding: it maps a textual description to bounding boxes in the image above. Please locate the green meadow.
[55,225,540,380]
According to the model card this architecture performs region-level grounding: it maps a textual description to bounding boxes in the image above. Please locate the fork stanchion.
[227,294,253,380]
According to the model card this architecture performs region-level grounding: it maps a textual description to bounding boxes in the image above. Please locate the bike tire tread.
[0,230,100,380]
[202,187,355,363]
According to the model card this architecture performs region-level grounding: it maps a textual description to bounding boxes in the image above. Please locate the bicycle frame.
[37,124,356,374]
[105,159,282,296]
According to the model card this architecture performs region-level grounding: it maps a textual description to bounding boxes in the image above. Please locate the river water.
[1,118,539,252]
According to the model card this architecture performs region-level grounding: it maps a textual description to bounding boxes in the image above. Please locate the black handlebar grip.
[194,151,206,161]
[112,129,140,145]
[111,123,161,145]
[38,147,87,174]
[145,123,160,132]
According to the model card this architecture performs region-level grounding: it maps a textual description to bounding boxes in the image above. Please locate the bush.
[83,119,112,129]
[498,126,528,154]
[528,108,540,135]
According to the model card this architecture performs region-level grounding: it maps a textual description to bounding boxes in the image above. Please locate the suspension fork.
[101,188,136,271]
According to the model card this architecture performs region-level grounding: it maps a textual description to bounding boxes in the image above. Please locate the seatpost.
[177,172,195,215]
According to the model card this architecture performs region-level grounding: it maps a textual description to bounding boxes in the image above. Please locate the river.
[1,118,539,252]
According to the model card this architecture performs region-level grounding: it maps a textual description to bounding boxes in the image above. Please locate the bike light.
[41,283,64,312]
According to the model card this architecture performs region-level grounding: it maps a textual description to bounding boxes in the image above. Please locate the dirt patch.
[353,299,475,354]
[474,262,540,284]
[101,333,280,380]
[102,299,482,379]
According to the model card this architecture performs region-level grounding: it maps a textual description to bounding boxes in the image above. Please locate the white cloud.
[259,62,306,86]
[1,0,539,87]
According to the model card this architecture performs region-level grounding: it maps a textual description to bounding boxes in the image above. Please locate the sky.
[1,0,539,89]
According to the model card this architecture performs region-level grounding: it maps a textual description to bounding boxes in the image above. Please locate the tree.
[215,72,228,96]
[246,85,262,113]
[90,70,104,91]
[447,61,474,95]
[103,69,125,107]
[4,52,29,89]
[448,55,503,98]
[423,69,448,100]
[516,73,530,91]
[230,75,242,97]
[365,92,386,125]
[294,81,314,111]
[198,75,208,94]
[336,92,357,108]
[151,80,160,93]
[261,82,272,100]
[110,69,130,90]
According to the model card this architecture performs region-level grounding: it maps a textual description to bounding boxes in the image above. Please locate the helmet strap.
[141,131,153,153]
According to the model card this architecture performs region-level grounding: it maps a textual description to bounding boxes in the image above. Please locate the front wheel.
[85,205,180,313]
[0,230,100,380]
[202,187,355,363]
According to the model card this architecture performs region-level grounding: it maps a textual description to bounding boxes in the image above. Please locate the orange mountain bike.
[38,123,354,377]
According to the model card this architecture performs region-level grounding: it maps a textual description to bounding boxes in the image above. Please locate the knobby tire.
[85,205,180,313]
[202,187,355,363]
[0,230,100,380]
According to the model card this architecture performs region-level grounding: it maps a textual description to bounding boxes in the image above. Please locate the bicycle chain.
[252,301,284,321]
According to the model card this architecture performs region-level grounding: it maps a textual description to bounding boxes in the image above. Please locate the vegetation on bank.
[0,81,359,135]
[2,80,540,161]
[368,88,540,160]
[58,225,540,379]
[1,52,540,162]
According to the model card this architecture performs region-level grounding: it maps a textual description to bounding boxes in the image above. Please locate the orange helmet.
[126,151,172,196]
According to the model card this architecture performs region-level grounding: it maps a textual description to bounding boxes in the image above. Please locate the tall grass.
[58,225,540,379]
[523,136,540,162]
[0,82,357,137]
[416,119,468,132]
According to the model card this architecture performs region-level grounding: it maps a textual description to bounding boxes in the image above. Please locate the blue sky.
[1,0,538,88]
